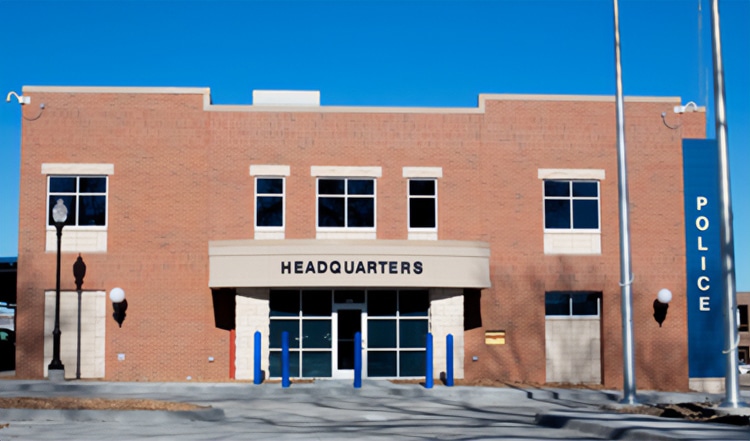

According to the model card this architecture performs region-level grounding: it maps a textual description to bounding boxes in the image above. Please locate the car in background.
[739,363,750,375]
[0,328,14,371]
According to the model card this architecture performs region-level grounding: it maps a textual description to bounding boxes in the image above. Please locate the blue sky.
[0,0,748,290]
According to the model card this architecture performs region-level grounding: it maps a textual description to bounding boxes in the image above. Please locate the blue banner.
[683,139,725,378]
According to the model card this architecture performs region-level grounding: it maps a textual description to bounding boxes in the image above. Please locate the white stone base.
[689,377,724,393]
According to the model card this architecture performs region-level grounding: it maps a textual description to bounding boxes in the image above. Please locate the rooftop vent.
[252,90,320,107]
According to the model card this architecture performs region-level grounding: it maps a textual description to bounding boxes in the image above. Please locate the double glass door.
[268,289,428,379]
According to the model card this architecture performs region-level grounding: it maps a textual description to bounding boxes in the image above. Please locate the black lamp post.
[48,198,67,380]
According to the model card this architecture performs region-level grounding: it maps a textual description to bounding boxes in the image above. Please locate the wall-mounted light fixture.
[109,287,128,327]
[653,288,672,327]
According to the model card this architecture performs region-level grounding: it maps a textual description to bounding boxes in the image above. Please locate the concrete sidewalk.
[0,379,748,440]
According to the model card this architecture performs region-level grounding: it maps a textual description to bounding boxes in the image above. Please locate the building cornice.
[21,86,695,115]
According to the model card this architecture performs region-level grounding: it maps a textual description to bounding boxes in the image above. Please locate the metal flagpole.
[709,0,746,409]
[613,0,637,405]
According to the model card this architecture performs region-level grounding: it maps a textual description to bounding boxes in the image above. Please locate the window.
[269,290,333,378]
[255,178,284,228]
[543,180,599,230]
[739,305,748,333]
[47,176,107,227]
[250,165,289,239]
[317,178,375,229]
[545,291,601,317]
[408,179,436,230]
[367,290,429,377]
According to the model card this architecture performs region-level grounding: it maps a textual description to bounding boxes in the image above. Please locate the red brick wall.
[16,90,703,389]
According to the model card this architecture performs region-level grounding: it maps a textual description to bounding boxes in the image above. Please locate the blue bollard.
[281,331,290,388]
[354,331,362,388]
[425,333,433,389]
[446,334,454,387]
[254,330,262,385]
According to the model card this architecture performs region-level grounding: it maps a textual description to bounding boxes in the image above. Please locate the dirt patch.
[391,379,749,427]
[0,397,204,411]
[616,402,750,427]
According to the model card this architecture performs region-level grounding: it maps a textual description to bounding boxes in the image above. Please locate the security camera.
[6,91,30,105]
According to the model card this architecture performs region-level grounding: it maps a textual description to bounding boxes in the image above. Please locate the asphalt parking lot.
[1,379,749,440]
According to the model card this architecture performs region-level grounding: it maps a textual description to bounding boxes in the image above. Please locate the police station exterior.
[15,86,720,391]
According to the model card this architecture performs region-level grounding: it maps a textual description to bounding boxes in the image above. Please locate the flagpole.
[710,0,746,409]
[613,0,637,405]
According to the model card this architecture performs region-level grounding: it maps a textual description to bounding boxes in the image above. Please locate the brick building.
[15,86,710,390]
[739,292,750,364]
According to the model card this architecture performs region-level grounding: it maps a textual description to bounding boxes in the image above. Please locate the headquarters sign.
[209,239,490,289]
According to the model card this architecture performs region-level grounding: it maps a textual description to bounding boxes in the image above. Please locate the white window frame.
[254,177,285,231]
[407,179,437,232]
[43,164,114,253]
[404,167,441,240]
[250,165,289,239]
[538,169,604,255]
[542,180,601,233]
[46,175,109,230]
[311,167,381,239]
[315,177,377,232]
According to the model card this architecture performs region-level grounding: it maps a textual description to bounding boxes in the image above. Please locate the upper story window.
[250,165,290,239]
[403,167,442,240]
[42,164,113,253]
[311,166,381,239]
[47,176,107,228]
[538,169,604,255]
[408,179,436,230]
[256,178,284,228]
[317,178,375,229]
[543,180,599,230]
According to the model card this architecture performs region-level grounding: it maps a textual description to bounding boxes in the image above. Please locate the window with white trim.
[408,179,437,230]
[250,165,289,239]
[317,178,375,229]
[47,176,107,227]
[543,180,599,230]
[545,291,602,317]
[255,177,284,228]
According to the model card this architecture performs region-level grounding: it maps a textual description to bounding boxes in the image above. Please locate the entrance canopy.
[208,239,490,288]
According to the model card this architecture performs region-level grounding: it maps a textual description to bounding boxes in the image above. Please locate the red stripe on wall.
[229,329,236,379]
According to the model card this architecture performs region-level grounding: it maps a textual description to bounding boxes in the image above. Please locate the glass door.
[332,305,365,379]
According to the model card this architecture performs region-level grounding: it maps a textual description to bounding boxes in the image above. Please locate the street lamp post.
[48,199,68,381]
